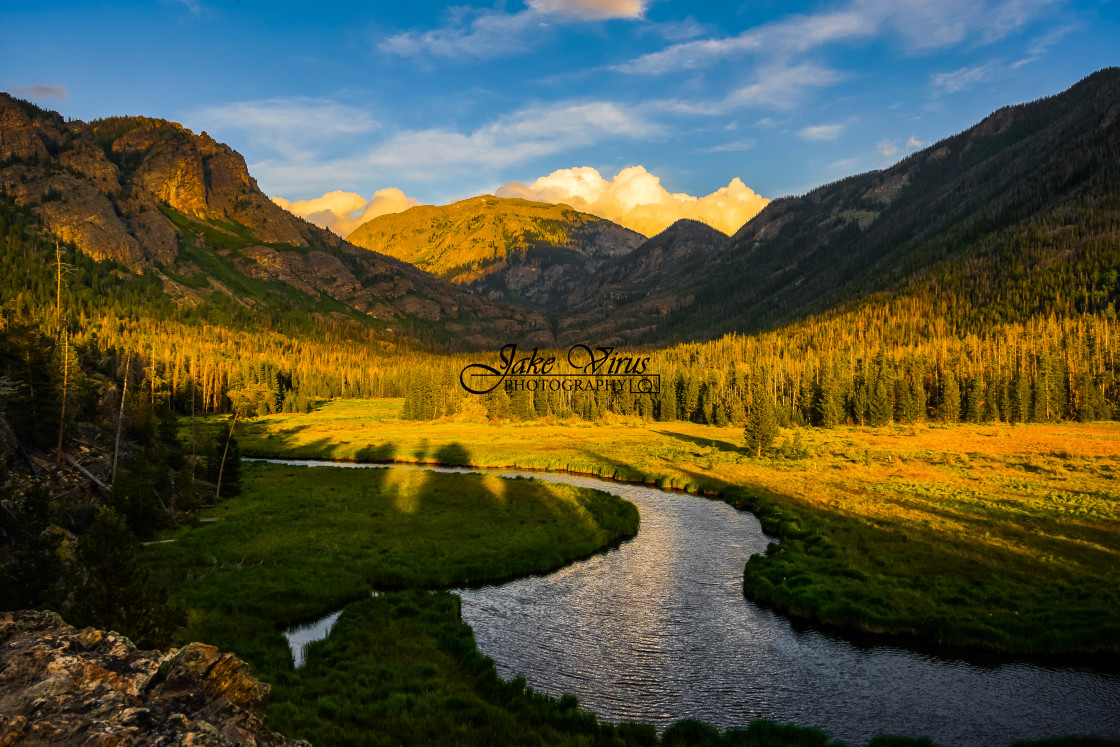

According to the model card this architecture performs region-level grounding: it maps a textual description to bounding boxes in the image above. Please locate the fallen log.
[62,453,111,495]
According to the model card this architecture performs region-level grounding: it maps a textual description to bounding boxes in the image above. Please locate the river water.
[263,460,1120,746]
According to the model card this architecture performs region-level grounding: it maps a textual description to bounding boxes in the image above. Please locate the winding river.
[265,460,1120,746]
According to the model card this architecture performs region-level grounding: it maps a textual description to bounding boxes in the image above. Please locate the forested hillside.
[561,67,1120,346]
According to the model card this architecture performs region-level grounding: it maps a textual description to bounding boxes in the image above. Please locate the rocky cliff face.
[0,609,306,746]
[0,94,552,348]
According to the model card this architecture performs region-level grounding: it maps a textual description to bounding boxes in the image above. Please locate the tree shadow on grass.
[653,428,746,455]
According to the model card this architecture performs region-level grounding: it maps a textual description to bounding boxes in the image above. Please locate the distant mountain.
[562,67,1120,344]
[559,219,728,342]
[346,196,645,311]
[0,95,552,349]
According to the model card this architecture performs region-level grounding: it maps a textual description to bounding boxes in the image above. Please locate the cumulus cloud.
[906,136,925,148]
[496,165,768,236]
[273,188,419,237]
[12,84,67,101]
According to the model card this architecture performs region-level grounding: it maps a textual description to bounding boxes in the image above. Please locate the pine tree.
[1012,366,1031,423]
[813,361,843,428]
[868,373,892,426]
[71,507,176,648]
[941,370,961,422]
[744,387,779,457]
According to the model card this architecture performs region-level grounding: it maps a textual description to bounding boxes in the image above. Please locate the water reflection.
[285,610,341,668]
[257,460,1120,746]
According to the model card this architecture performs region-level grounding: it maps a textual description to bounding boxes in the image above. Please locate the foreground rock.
[0,610,307,746]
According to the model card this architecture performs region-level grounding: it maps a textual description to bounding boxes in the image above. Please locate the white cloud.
[273,188,419,237]
[188,97,376,159]
[878,139,899,156]
[906,136,925,148]
[528,0,646,20]
[798,123,847,142]
[496,165,769,235]
[380,8,544,59]
[244,98,661,197]
[930,61,1002,94]
[381,0,645,60]
[12,84,67,101]
[615,8,873,74]
[723,63,847,110]
[652,63,846,115]
[700,139,757,153]
[365,100,661,174]
[616,0,1059,75]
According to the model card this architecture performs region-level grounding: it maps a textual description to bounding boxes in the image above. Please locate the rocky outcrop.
[0,610,307,746]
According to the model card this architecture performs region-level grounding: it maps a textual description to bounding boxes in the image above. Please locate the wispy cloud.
[381,0,645,60]
[529,0,646,20]
[246,99,661,196]
[11,84,67,101]
[652,63,846,115]
[187,97,376,160]
[798,123,847,142]
[930,61,1003,95]
[380,8,544,59]
[1014,22,1078,67]
[616,0,1059,75]
[175,0,201,16]
[365,100,660,174]
[878,135,926,157]
[699,138,757,153]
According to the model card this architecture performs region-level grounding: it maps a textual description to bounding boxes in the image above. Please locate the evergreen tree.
[813,361,844,428]
[71,507,176,648]
[868,373,892,426]
[1012,366,1031,423]
[0,485,62,610]
[744,387,779,457]
[964,380,983,423]
[941,371,961,422]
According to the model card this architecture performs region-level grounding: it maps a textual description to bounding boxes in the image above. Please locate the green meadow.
[202,398,1120,655]
[152,399,1120,745]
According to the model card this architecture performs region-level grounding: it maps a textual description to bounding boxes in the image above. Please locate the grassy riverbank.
[145,461,638,676]
[212,399,1120,656]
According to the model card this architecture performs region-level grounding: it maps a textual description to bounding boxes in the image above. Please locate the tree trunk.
[215,411,239,501]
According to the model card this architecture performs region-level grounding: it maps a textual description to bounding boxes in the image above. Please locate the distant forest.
[3,192,1117,442]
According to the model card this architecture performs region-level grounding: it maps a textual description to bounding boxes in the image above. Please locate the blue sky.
[3,0,1117,235]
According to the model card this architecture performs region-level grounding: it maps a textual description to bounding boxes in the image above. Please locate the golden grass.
[232,400,1120,579]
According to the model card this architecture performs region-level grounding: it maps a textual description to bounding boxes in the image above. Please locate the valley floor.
[219,400,1120,655]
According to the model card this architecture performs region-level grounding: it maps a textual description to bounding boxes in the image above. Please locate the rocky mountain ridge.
[346,195,645,312]
[0,95,552,349]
